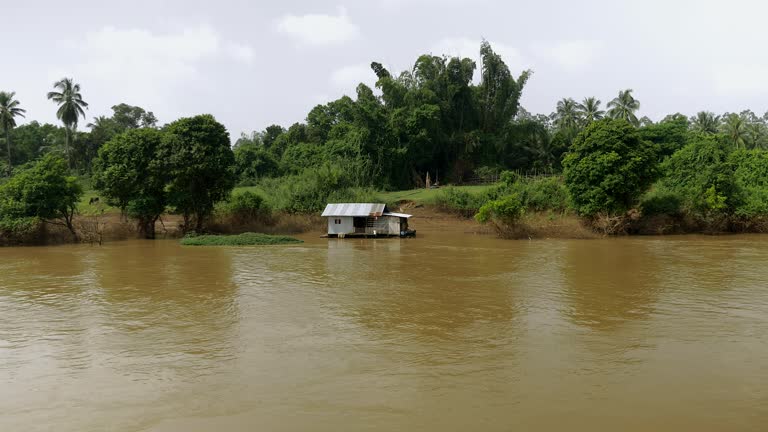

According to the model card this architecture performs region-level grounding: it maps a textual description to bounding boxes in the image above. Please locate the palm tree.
[746,121,768,149]
[576,97,604,125]
[721,113,747,149]
[47,78,88,169]
[607,89,640,126]
[552,98,581,131]
[86,115,109,129]
[690,111,720,134]
[0,91,26,176]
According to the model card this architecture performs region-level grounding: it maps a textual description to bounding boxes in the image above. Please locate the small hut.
[321,203,415,238]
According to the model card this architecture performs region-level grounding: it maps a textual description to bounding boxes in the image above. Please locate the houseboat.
[321,203,415,238]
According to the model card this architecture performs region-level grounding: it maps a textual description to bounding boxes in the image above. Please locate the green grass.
[378,185,495,205]
[77,190,118,215]
[180,232,303,246]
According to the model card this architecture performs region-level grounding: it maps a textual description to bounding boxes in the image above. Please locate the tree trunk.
[138,217,157,239]
[65,126,72,170]
[5,129,11,177]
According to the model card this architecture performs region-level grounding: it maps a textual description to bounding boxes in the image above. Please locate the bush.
[434,187,486,216]
[661,135,737,217]
[475,194,525,225]
[505,176,569,212]
[730,149,768,218]
[224,191,270,221]
[640,187,683,216]
[255,164,379,214]
[563,119,660,216]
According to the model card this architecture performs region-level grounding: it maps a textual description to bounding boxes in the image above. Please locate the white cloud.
[276,7,360,46]
[52,25,254,117]
[331,63,376,89]
[225,42,255,64]
[532,40,603,71]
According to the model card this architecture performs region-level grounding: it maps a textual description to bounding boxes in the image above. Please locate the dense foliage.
[563,119,659,216]
[161,115,237,232]
[0,154,82,239]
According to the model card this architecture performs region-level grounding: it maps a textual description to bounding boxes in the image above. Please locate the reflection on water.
[1,232,768,432]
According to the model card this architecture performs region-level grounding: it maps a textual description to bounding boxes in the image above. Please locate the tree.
[93,128,167,238]
[0,91,26,176]
[607,89,640,126]
[576,97,604,125]
[0,154,82,239]
[160,114,236,232]
[110,103,158,129]
[47,78,88,169]
[690,111,720,134]
[552,98,581,131]
[639,115,690,159]
[563,119,659,216]
[721,113,747,149]
[234,142,279,182]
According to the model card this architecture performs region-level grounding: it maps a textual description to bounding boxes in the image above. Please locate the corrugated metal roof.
[321,203,387,217]
[383,212,412,218]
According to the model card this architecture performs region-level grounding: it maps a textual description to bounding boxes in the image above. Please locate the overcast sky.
[4,0,768,138]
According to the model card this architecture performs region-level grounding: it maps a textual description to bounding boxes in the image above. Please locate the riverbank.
[6,203,768,247]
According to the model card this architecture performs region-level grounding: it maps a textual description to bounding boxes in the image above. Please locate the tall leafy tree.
[93,128,168,238]
[576,97,604,125]
[607,89,640,126]
[0,91,26,176]
[47,78,88,169]
[160,114,236,232]
[690,111,720,134]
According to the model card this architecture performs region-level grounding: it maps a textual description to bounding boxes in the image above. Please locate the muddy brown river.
[1,223,768,431]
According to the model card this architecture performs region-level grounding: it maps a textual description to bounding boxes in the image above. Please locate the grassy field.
[378,185,495,205]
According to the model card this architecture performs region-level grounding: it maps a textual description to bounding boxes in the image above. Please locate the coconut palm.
[86,115,110,130]
[607,89,640,126]
[746,121,768,149]
[576,97,604,125]
[552,98,581,131]
[0,91,26,176]
[47,78,88,169]
[690,111,720,134]
[721,113,747,149]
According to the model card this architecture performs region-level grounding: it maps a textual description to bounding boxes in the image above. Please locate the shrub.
[640,187,683,216]
[225,191,270,221]
[434,187,486,216]
[563,119,660,216]
[475,194,525,225]
[730,149,768,218]
[661,135,737,216]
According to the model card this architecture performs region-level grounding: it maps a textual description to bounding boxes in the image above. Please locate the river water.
[1,223,768,431]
